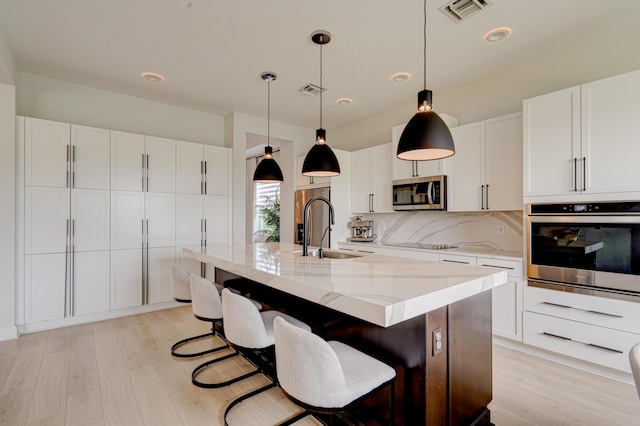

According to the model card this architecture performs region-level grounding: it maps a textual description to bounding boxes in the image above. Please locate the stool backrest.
[189,274,223,321]
[274,316,346,407]
[631,343,640,400]
[221,288,271,349]
[171,265,191,302]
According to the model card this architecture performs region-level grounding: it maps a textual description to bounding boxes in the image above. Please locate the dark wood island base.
[216,268,493,426]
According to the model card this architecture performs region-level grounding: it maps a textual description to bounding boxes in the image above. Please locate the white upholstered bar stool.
[171,271,229,358]
[220,288,312,426]
[630,343,640,400]
[273,316,396,426]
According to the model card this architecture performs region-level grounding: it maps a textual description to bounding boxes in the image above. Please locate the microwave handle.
[428,182,434,204]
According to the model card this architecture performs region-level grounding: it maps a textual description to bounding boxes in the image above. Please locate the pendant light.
[253,72,284,183]
[396,0,455,161]
[302,30,340,177]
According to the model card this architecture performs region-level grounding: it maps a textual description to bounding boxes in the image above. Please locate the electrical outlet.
[432,327,443,356]
[497,224,505,235]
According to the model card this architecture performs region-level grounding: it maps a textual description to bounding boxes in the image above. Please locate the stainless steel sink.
[298,249,364,259]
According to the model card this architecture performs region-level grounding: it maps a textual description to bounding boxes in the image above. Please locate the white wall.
[19,73,225,145]
[331,32,640,152]
[0,24,18,85]
[0,83,16,339]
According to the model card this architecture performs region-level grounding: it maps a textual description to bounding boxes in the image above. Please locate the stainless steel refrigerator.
[294,187,331,248]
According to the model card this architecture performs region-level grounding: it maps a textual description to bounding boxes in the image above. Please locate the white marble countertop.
[185,243,507,328]
[338,240,524,261]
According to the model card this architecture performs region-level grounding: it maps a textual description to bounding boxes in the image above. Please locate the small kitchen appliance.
[350,218,375,242]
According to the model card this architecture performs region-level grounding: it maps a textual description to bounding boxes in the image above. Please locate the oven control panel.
[529,201,640,214]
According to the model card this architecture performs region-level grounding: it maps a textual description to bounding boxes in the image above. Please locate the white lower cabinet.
[73,250,110,316]
[523,285,640,372]
[477,257,524,341]
[147,247,176,304]
[111,249,143,309]
[24,253,67,323]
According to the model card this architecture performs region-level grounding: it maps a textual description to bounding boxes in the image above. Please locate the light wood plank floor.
[1,306,638,425]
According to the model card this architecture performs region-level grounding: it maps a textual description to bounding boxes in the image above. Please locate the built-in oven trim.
[528,279,640,302]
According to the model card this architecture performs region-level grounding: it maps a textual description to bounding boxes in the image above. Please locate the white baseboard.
[493,335,635,386]
[17,301,182,335]
[0,326,19,341]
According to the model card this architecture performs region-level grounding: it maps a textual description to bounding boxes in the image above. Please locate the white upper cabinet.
[176,141,203,194]
[25,118,71,188]
[145,136,176,193]
[176,141,230,195]
[448,113,522,212]
[523,87,581,197]
[204,145,230,196]
[524,69,640,198]
[295,155,331,189]
[351,144,393,213]
[581,70,640,194]
[111,131,145,192]
[71,125,110,190]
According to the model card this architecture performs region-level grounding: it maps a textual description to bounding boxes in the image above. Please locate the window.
[253,182,280,242]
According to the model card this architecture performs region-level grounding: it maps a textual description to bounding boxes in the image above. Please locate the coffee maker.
[350,218,375,242]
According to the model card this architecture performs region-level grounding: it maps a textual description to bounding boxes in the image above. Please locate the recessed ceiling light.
[142,72,165,82]
[336,98,353,105]
[391,72,411,83]
[483,27,511,43]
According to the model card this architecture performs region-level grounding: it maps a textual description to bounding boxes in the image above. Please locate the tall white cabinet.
[351,143,393,213]
[23,118,111,322]
[524,69,640,198]
[447,113,523,212]
[175,141,231,277]
[19,117,231,328]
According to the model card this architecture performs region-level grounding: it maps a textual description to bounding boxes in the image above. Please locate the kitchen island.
[185,243,507,425]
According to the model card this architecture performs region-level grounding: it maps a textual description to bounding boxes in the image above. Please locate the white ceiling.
[1,0,640,133]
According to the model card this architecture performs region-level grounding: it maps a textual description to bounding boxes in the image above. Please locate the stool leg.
[171,321,228,358]
[223,382,277,426]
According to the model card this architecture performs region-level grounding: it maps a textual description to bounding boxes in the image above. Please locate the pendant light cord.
[423,0,427,91]
[319,41,323,128]
[267,79,271,147]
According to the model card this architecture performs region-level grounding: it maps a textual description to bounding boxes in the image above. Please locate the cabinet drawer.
[380,247,439,261]
[439,253,477,266]
[523,311,638,373]
[524,285,640,334]
[476,257,522,278]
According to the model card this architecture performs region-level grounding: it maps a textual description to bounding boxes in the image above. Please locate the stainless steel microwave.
[392,176,447,211]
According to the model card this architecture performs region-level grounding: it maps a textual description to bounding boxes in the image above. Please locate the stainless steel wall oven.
[527,201,640,298]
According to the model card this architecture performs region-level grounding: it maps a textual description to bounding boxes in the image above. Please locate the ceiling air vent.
[439,0,493,23]
[298,83,325,97]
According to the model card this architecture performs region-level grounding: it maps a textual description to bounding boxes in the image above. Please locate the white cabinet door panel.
[111,249,142,309]
[582,70,640,194]
[25,118,70,188]
[146,192,176,248]
[371,144,393,213]
[448,122,485,212]
[523,86,581,197]
[204,146,229,196]
[485,113,523,211]
[204,195,228,245]
[73,250,110,316]
[25,253,67,322]
[147,247,175,304]
[146,136,176,193]
[350,149,371,213]
[111,191,144,250]
[176,194,203,247]
[176,141,203,194]
[25,187,70,255]
[492,278,523,341]
[71,125,110,190]
[72,189,110,252]
[111,131,145,191]
[177,246,202,277]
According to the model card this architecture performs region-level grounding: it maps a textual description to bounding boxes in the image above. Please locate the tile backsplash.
[361,210,524,252]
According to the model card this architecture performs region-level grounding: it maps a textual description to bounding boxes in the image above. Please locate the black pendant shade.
[397,1,455,162]
[397,90,455,161]
[253,72,283,183]
[302,30,340,177]
[253,146,284,183]
[302,131,340,177]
